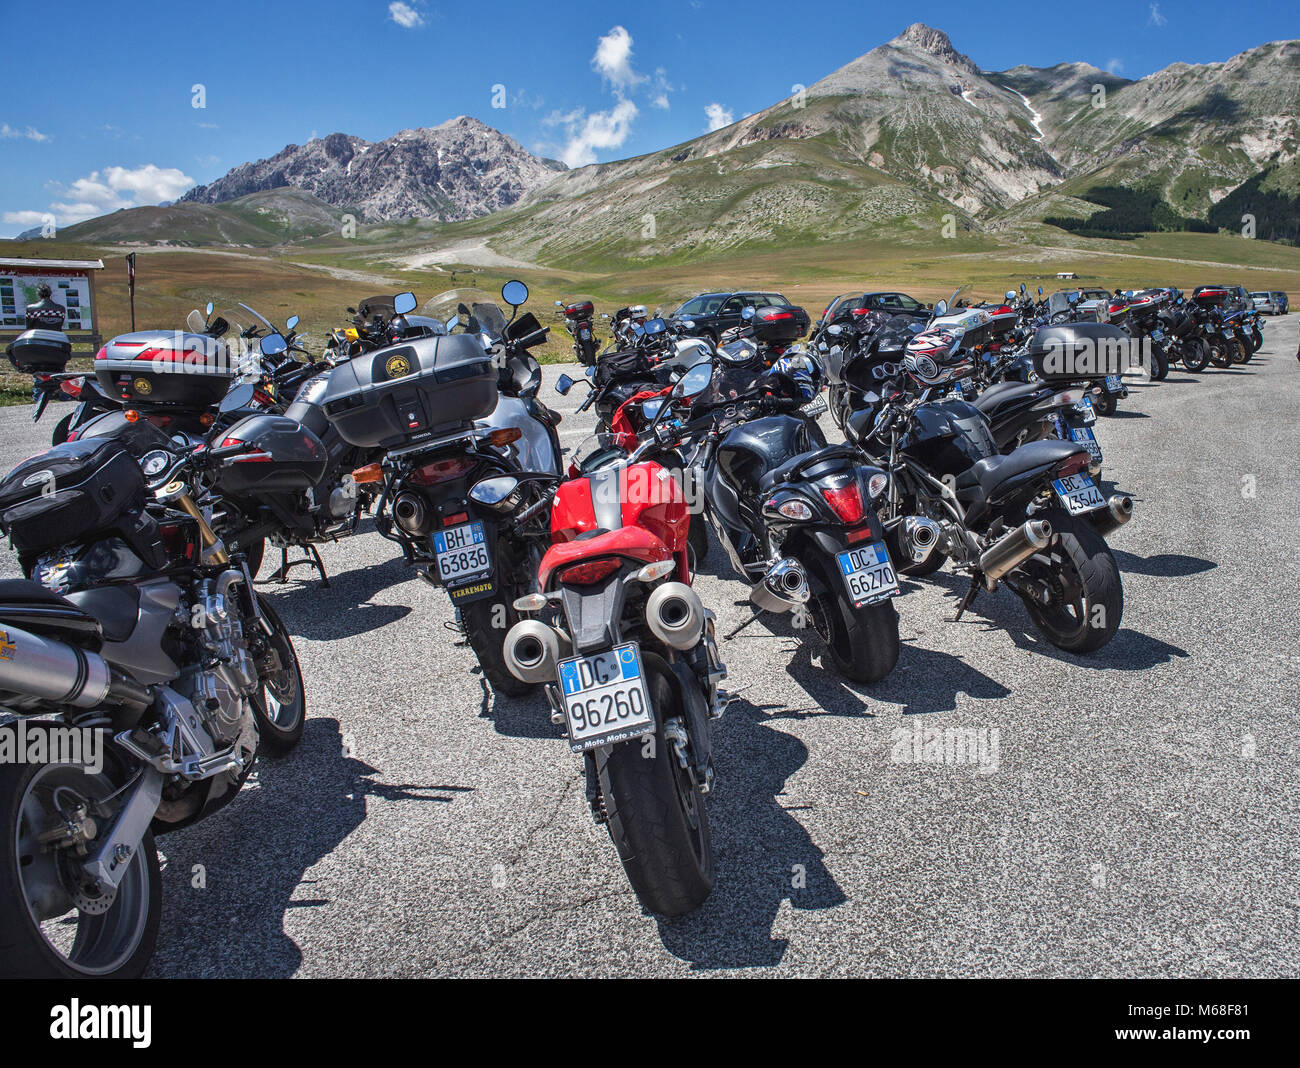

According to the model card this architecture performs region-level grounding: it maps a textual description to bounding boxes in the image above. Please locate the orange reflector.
[200,412,214,427]
[352,463,383,484]
[124,409,140,423]
[489,427,523,447]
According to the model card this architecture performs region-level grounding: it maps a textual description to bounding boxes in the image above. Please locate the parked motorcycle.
[496,360,726,915]
[847,324,1131,655]
[0,429,306,977]
[327,282,563,696]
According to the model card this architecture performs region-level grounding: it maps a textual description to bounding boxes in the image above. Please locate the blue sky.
[2,0,1296,236]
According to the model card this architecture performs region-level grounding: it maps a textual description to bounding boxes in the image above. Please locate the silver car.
[1250,291,1278,314]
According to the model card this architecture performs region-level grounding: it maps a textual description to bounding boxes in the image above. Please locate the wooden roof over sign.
[0,258,106,271]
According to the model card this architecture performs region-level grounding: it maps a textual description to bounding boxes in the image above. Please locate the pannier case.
[95,330,236,407]
[1028,323,1133,382]
[0,437,155,559]
[217,414,329,493]
[752,305,807,343]
[1192,287,1230,308]
[563,301,594,320]
[321,334,497,449]
[7,328,73,373]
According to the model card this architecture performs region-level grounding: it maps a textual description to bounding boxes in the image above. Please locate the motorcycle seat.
[957,439,1083,500]
[971,381,1044,416]
[758,446,857,494]
[0,578,105,645]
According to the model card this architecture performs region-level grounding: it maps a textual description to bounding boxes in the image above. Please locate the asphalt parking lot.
[2,317,1297,977]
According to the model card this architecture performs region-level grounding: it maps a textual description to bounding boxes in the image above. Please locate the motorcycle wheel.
[1250,328,1263,352]
[1092,391,1117,417]
[1208,339,1231,368]
[461,539,536,698]
[804,552,900,682]
[596,656,714,916]
[1182,339,1210,373]
[0,726,161,978]
[50,413,73,446]
[1150,343,1170,380]
[249,593,307,755]
[1016,511,1123,655]
[1234,336,1252,364]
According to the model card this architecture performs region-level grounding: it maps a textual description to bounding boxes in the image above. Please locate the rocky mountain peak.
[892,23,980,75]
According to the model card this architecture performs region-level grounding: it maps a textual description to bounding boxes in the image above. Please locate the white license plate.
[557,643,656,753]
[1104,375,1122,392]
[1150,328,1164,340]
[835,541,900,608]
[432,521,490,583]
[1068,426,1103,464]
[801,397,828,418]
[1052,473,1106,514]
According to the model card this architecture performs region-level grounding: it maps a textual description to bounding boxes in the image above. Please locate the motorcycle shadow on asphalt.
[652,694,849,970]
[149,717,471,977]
[255,555,414,640]
[919,569,1190,671]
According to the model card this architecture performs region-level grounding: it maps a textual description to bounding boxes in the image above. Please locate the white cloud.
[2,210,49,227]
[1105,57,1125,75]
[553,99,639,168]
[388,2,424,29]
[592,26,644,92]
[1,123,50,142]
[651,94,670,110]
[1148,3,1167,26]
[13,163,197,228]
[704,102,734,132]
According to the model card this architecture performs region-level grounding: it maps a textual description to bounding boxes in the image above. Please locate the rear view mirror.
[501,280,529,307]
[641,399,664,421]
[186,310,205,333]
[933,300,948,317]
[205,301,214,317]
[675,362,712,398]
[286,315,300,331]
[260,333,288,357]
[554,373,575,395]
[741,306,756,321]
[219,383,256,413]
[827,324,843,336]
[393,292,418,315]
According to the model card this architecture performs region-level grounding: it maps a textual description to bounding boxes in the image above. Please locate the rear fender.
[664,652,712,783]
[559,571,633,655]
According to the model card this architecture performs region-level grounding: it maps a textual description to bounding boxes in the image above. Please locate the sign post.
[126,252,137,331]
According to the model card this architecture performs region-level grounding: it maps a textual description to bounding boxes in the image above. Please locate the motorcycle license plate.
[801,397,828,418]
[1068,426,1103,465]
[1052,473,1106,515]
[433,521,490,584]
[558,643,656,753]
[835,541,900,608]
[1104,375,1123,392]
[1072,396,1096,424]
[1150,328,1164,340]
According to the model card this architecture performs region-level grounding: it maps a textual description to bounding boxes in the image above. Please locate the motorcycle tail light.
[409,456,474,486]
[559,558,620,586]
[59,378,82,398]
[1055,452,1090,479]
[821,483,865,525]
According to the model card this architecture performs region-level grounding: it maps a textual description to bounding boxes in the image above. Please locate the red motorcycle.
[476,368,725,916]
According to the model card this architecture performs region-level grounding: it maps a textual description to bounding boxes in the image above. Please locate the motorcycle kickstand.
[270,544,331,588]
[950,574,981,623]
[723,608,766,641]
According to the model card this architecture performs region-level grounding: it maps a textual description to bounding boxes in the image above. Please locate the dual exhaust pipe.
[502,581,707,683]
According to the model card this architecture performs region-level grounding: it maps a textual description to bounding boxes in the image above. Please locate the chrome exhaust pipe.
[645,581,705,651]
[0,623,148,710]
[502,619,569,684]
[902,516,942,564]
[979,519,1053,584]
[393,492,434,536]
[1089,494,1133,538]
[749,558,809,614]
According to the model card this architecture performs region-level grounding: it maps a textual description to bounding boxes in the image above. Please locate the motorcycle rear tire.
[1092,391,1117,417]
[1250,328,1263,352]
[50,413,73,446]
[597,658,714,916]
[1208,340,1231,368]
[1182,339,1210,373]
[1234,337,1252,364]
[1019,511,1123,655]
[1150,343,1170,380]
[805,552,900,683]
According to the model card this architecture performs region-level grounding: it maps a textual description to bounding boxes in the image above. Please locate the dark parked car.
[819,290,930,327]
[1273,291,1290,314]
[671,291,810,341]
